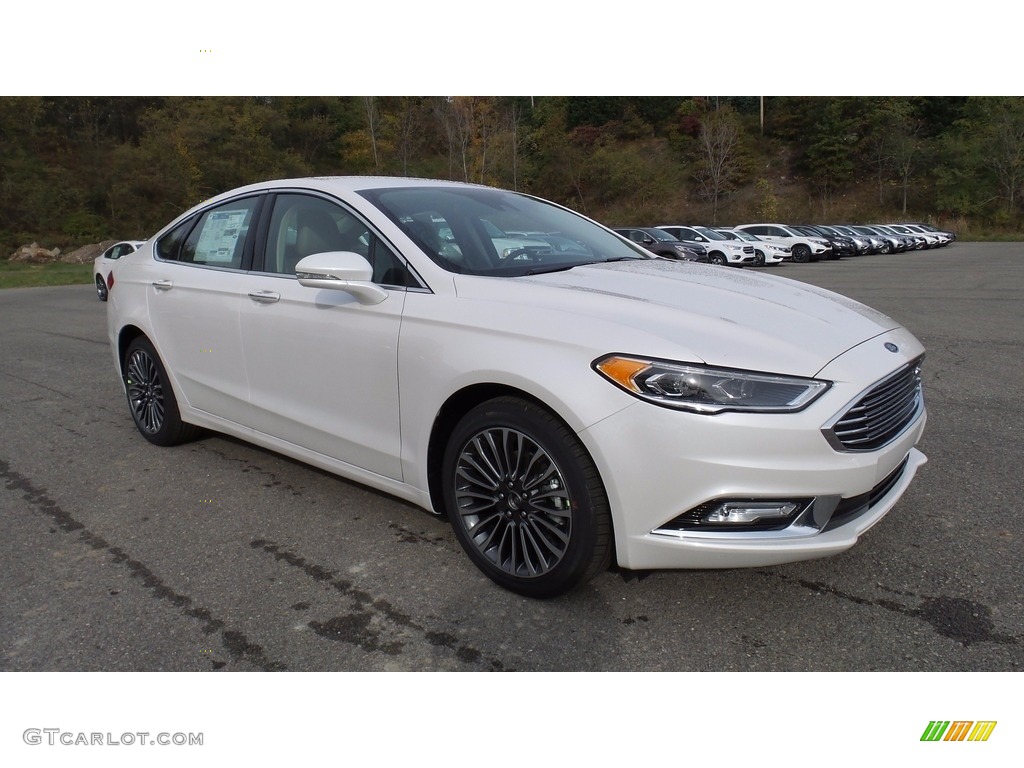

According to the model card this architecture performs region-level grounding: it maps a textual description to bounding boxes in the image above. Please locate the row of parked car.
[94,217,956,303]
[613,222,957,266]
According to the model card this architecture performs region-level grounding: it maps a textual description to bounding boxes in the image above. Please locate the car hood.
[455,259,901,377]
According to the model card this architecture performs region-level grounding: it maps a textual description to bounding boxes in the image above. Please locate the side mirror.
[294,251,387,305]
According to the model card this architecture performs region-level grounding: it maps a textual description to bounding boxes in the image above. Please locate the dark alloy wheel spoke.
[126,350,165,434]
[454,426,573,579]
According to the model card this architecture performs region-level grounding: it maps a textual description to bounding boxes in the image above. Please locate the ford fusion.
[106,177,927,597]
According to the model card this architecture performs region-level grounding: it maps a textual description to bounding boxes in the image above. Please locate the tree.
[805,99,857,214]
[890,115,924,216]
[982,98,1024,215]
[693,109,742,224]
[363,96,382,172]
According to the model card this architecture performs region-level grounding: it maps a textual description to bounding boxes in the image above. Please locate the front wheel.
[753,249,766,267]
[442,397,612,598]
[708,252,727,266]
[792,244,811,263]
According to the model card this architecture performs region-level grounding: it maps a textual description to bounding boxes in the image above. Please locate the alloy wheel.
[452,427,573,579]
[126,349,165,434]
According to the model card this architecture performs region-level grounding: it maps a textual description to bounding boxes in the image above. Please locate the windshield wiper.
[523,263,584,275]
[523,256,639,276]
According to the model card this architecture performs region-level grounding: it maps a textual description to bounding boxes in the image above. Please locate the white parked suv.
[713,228,790,266]
[734,224,832,263]
[656,225,756,266]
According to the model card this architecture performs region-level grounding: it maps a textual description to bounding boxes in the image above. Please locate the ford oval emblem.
[885,342,899,353]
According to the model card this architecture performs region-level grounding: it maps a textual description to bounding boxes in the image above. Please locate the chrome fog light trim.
[703,501,800,524]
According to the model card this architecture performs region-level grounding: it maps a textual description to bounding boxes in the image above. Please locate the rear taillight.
[107,272,115,291]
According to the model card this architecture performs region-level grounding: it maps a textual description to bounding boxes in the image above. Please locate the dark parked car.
[791,225,855,259]
[655,225,757,266]
[612,227,708,262]
[849,225,905,253]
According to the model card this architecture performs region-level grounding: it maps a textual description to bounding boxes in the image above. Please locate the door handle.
[248,290,281,304]
[152,279,173,291]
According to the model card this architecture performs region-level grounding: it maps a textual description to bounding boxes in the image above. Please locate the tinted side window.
[263,194,369,275]
[368,238,415,287]
[262,193,416,287]
[156,219,194,261]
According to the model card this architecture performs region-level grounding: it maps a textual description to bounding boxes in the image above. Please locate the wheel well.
[117,325,147,376]
[426,383,618,567]
[426,384,564,518]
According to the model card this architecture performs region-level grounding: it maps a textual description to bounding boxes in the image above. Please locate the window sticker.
[196,209,248,263]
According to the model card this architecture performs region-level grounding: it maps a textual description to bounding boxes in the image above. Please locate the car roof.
[198,176,504,209]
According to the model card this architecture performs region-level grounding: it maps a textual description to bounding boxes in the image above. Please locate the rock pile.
[8,240,119,264]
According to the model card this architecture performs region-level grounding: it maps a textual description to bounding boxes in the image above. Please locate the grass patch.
[0,261,93,290]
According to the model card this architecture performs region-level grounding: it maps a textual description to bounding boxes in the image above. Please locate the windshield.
[721,229,754,242]
[359,186,646,276]
[644,228,677,242]
[693,226,729,241]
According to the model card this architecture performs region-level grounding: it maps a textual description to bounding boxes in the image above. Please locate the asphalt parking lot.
[1,243,1021,672]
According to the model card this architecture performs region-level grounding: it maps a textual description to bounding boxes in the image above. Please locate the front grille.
[825,358,923,451]
[741,246,755,254]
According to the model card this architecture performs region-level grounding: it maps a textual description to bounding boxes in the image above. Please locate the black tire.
[96,274,108,301]
[123,337,198,446]
[753,249,766,267]
[792,244,811,263]
[708,252,727,266]
[441,397,613,598]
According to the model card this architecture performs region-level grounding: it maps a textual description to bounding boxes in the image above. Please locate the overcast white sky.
[3,3,1014,95]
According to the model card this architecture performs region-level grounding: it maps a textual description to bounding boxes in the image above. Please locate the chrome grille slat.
[836,387,919,436]
[826,358,923,452]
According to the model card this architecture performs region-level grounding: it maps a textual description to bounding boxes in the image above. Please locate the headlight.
[594,355,831,414]
[673,245,691,254]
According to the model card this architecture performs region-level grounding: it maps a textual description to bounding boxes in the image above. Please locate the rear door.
[145,195,261,425]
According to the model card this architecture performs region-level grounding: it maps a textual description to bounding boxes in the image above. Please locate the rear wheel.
[95,275,108,301]
[442,397,612,598]
[123,337,198,446]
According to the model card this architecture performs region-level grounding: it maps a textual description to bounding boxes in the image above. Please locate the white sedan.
[105,177,927,597]
[94,240,145,301]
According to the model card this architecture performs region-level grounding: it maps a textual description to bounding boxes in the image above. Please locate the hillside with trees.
[3,96,1023,253]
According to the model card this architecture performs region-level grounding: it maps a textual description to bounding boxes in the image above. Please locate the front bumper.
[579,331,927,571]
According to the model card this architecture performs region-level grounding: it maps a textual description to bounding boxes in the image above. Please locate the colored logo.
[921,721,997,742]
